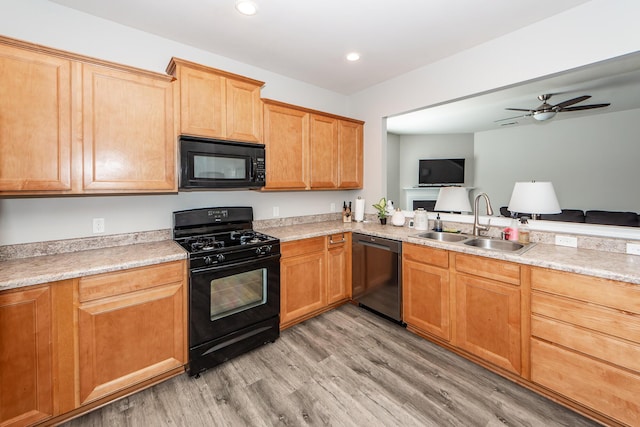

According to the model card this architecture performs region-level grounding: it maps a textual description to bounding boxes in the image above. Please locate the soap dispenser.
[518,216,530,244]
[433,213,443,232]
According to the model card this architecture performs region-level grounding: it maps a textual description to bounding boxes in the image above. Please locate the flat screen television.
[418,158,465,186]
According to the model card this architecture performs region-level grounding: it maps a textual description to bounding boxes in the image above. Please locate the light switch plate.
[555,235,577,247]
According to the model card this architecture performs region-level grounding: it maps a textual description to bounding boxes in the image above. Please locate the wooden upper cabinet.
[167,57,264,143]
[0,41,74,193]
[263,100,309,190]
[309,114,338,189]
[262,98,364,191]
[337,120,363,189]
[81,63,176,192]
[0,36,177,195]
[226,78,263,142]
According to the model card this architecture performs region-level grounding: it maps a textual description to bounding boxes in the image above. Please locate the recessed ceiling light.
[346,52,361,62]
[235,1,258,16]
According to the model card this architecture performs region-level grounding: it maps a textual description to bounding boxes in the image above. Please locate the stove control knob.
[204,254,225,265]
[256,245,272,255]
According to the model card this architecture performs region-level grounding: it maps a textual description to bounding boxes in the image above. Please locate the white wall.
[0,0,358,245]
[385,133,400,205]
[396,134,474,204]
[350,0,640,218]
[2,0,640,245]
[474,108,640,212]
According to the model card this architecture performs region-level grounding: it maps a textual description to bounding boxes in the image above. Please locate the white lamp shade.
[434,187,472,213]
[507,181,561,215]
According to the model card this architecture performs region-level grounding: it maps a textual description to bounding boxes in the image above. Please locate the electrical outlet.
[273,206,280,217]
[330,203,336,212]
[92,218,105,234]
[627,243,640,256]
[555,235,577,247]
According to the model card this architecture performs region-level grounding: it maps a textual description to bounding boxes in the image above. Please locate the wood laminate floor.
[63,304,601,427]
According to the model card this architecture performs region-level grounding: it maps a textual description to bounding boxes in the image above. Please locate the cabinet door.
[0,286,53,426]
[280,239,326,326]
[263,103,309,190]
[77,263,186,404]
[82,63,176,192]
[0,44,74,193]
[337,120,363,189]
[403,258,451,341]
[226,78,262,142]
[455,273,521,374]
[177,64,225,138]
[327,233,351,304]
[309,114,338,189]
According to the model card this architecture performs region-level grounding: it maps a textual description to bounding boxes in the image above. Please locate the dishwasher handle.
[352,233,401,253]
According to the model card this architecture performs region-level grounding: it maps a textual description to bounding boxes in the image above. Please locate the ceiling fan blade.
[505,108,532,112]
[561,103,611,111]
[554,95,591,109]
[494,114,528,122]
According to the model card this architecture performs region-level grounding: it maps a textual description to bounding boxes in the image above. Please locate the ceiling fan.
[496,94,611,122]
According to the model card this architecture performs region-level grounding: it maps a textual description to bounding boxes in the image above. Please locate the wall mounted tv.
[418,158,465,186]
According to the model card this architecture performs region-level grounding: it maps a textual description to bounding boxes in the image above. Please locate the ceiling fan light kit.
[498,93,610,123]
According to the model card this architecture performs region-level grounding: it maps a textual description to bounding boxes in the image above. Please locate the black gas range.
[173,207,281,376]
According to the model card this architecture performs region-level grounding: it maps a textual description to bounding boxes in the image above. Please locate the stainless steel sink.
[417,231,469,242]
[463,238,524,252]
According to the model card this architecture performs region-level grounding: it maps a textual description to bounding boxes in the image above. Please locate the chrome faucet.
[473,193,494,236]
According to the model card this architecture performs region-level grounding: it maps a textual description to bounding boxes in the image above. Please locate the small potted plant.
[372,197,388,225]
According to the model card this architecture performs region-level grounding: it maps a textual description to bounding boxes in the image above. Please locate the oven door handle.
[191,254,280,274]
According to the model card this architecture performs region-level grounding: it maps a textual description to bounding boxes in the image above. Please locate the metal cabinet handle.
[329,233,346,245]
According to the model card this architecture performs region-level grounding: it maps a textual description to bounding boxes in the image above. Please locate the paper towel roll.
[354,197,365,222]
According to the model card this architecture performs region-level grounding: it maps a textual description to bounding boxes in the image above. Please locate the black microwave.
[179,136,266,190]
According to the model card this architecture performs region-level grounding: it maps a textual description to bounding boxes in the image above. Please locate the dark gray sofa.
[499,207,640,227]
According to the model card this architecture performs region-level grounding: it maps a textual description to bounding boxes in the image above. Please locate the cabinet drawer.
[532,315,640,373]
[79,261,185,302]
[455,254,520,285]
[532,291,640,344]
[531,338,640,427]
[281,236,325,258]
[403,243,448,268]
[531,267,640,314]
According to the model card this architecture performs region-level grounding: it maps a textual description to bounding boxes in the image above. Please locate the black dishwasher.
[352,233,403,323]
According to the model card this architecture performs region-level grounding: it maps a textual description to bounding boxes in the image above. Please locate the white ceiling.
[387,51,640,134]
[49,0,589,95]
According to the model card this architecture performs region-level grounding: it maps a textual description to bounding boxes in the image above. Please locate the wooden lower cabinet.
[77,261,187,405]
[280,237,326,327]
[0,285,55,426]
[455,272,521,375]
[0,260,187,426]
[530,267,640,426]
[326,233,351,304]
[280,233,352,328]
[402,244,451,341]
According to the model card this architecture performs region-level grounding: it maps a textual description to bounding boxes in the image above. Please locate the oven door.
[189,254,280,348]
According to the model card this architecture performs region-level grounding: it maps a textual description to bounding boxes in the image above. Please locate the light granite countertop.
[0,240,187,291]
[2,220,639,293]
[257,220,640,285]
